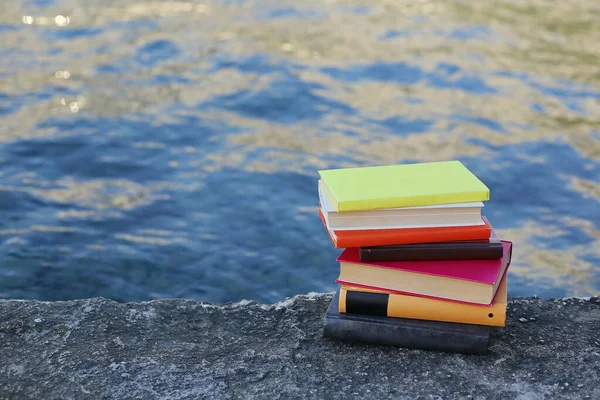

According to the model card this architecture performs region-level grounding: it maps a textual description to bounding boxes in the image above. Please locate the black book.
[323,287,490,354]
[359,231,503,262]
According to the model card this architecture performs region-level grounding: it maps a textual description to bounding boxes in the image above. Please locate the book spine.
[358,246,504,262]
[318,209,493,248]
[342,289,506,327]
[323,313,490,354]
[335,228,491,248]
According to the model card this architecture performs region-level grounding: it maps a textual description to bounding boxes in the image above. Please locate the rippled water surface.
[1,0,599,302]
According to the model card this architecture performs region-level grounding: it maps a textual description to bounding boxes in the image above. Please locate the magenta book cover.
[337,241,512,284]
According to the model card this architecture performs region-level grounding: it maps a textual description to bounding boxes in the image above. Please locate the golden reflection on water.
[569,176,600,201]
[115,233,188,246]
[0,0,598,298]
[496,218,600,296]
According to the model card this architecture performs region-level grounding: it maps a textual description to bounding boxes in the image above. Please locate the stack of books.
[318,160,512,354]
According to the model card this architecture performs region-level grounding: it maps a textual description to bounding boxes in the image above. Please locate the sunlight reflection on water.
[0,0,598,302]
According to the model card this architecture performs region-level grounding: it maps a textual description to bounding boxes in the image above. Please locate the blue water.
[0,0,599,302]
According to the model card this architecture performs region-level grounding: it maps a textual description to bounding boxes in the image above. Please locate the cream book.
[319,181,484,230]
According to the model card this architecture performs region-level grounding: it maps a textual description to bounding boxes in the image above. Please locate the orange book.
[338,274,508,327]
[318,209,492,248]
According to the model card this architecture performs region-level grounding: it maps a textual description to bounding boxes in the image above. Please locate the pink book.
[335,241,513,305]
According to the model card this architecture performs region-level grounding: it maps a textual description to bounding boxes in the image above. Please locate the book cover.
[323,288,490,354]
[358,235,504,262]
[319,209,493,248]
[336,241,513,305]
[339,274,508,327]
[318,160,489,212]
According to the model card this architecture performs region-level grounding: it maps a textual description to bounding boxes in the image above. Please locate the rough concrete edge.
[0,292,597,311]
[0,292,329,311]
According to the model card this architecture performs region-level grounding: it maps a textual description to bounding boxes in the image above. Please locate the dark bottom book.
[323,288,490,354]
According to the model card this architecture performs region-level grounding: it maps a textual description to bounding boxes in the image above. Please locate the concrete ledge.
[0,294,599,399]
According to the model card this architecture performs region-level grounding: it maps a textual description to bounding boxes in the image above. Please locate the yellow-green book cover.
[318,160,489,212]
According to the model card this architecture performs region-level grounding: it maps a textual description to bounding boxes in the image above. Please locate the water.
[0,0,599,303]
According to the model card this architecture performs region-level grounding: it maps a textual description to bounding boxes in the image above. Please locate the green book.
[318,160,490,212]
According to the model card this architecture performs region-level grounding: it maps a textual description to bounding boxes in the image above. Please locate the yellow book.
[339,275,508,327]
[318,160,489,212]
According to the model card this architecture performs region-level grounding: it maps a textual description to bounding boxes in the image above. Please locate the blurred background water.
[0,0,599,303]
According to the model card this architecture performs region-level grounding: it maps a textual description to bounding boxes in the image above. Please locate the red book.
[335,241,513,305]
[318,209,492,248]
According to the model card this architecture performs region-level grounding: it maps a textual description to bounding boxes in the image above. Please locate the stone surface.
[0,294,599,400]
